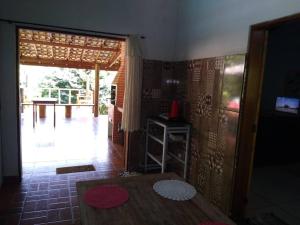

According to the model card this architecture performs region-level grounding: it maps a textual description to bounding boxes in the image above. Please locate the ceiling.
[18,28,123,70]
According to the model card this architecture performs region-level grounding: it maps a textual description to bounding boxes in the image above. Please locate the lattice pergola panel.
[19,29,123,70]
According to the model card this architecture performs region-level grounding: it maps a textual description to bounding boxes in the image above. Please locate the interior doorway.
[17,27,127,176]
[233,13,300,221]
[245,20,300,224]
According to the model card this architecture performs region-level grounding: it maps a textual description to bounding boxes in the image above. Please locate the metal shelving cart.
[144,117,191,179]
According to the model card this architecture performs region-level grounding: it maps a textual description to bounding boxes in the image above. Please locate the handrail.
[21,87,94,105]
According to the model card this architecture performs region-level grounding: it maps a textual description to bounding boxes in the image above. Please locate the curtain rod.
[0,18,146,40]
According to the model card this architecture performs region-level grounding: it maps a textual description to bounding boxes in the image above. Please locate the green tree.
[38,68,115,115]
[39,68,92,104]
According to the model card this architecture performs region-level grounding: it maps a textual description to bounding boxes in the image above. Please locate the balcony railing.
[21,88,94,105]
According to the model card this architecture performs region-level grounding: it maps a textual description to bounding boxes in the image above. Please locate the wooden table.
[77,173,236,225]
[32,98,57,128]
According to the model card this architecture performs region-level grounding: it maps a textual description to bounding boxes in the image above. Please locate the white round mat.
[153,179,197,201]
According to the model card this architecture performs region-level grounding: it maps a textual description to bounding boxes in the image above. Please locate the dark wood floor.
[0,107,125,225]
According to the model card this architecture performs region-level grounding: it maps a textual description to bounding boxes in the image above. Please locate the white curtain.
[121,35,143,131]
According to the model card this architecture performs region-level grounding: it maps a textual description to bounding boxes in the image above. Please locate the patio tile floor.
[0,107,125,225]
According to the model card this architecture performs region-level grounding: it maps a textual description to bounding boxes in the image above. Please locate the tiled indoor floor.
[246,163,300,225]
[0,106,125,225]
[0,170,121,225]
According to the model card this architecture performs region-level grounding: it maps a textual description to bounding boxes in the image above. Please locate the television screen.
[275,97,300,114]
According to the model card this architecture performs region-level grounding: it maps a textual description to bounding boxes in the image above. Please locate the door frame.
[14,23,128,179]
[232,12,300,218]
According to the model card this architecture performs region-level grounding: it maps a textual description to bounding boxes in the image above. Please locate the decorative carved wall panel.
[185,55,245,214]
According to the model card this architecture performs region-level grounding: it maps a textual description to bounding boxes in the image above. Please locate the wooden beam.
[20,39,121,52]
[94,64,100,117]
[107,52,121,68]
[20,56,121,71]
[66,48,71,61]
[106,42,122,67]
[20,56,95,69]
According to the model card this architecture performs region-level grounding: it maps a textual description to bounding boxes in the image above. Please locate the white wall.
[0,0,179,61]
[0,22,20,177]
[175,0,300,60]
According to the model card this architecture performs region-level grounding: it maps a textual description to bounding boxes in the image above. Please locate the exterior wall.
[111,42,126,145]
[115,43,126,109]
[112,109,123,144]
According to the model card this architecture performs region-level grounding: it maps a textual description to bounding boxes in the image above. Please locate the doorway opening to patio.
[18,28,127,176]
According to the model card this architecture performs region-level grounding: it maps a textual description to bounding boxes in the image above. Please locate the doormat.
[238,212,289,225]
[56,164,96,174]
[119,171,142,177]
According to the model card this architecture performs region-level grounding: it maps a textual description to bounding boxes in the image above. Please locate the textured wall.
[127,60,178,169]
[185,55,245,214]
[136,55,245,214]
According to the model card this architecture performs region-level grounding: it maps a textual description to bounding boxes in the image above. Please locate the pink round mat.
[199,222,229,225]
[84,185,129,208]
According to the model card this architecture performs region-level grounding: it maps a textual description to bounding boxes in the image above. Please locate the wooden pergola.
[18,28,124,117]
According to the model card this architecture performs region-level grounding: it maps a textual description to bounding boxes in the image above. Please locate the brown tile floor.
[0,107,125,225]
[0,170,121,225]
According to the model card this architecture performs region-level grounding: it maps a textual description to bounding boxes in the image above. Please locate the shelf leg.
[35,105,38,122]
[32,104,35,128]
[183,127,191,179]
[144,120,150,172]
[161,127,168,174]
[54,103,56,128]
